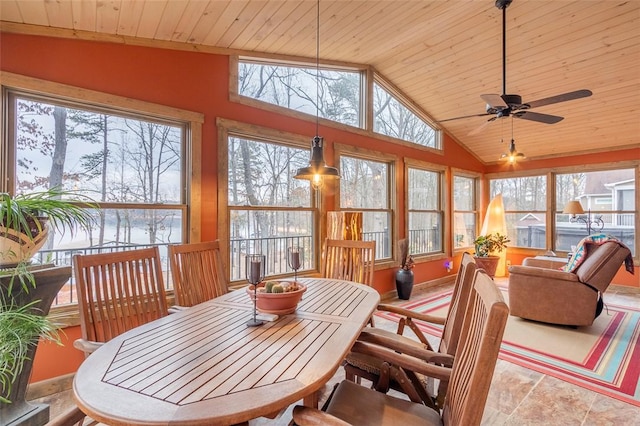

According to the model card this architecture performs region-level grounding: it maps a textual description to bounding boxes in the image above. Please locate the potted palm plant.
[473,233,510,278]
[1,188,94,425]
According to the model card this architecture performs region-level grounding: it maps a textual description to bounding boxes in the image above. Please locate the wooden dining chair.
[321,239,376,286]
[344,252,478,409]
[72,247,169,355]
[46,406,94,426]
[168,240,228,307]
[292,268,509,426]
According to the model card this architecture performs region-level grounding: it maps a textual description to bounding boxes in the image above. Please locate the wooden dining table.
[73,277,380,425]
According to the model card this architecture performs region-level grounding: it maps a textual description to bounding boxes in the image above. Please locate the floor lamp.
[480,194,508,277]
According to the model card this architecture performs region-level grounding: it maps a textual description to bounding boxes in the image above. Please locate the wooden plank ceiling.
[1,0,639,164]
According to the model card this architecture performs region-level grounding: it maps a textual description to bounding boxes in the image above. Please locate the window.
[226,131,316,282]
[407,165,445,256]
[238,59,362,127]
[453,175,478,249]
[4,87,195,306]
[556,169,635,255]
[490,175,547,249]
[339,154,394,260]
[373,80,439,149]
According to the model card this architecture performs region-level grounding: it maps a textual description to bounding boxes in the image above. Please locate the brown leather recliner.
[508,241,633,326]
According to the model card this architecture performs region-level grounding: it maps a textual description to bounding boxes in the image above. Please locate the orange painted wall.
[1,33,486,382]
[1,32,637,384]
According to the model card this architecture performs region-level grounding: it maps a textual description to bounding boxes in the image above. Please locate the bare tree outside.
[13,97,185,251]
[239,62,360,127]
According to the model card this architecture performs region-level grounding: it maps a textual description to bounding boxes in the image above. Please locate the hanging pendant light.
[294,0,340,190]
[500,117,525,163]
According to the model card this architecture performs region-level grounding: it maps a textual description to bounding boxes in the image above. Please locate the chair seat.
[325,380,442,426]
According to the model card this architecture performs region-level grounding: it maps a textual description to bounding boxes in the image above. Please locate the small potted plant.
[396,238,415,300]
[473,233,510,278]
[1,188,94,422]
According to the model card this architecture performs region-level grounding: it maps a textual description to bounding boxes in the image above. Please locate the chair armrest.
[508,265,580,282]
[292,405,351,426]
[351,340,452,382]
[358,329,454,367]
[73,338,103,355]
[377,303,446,325]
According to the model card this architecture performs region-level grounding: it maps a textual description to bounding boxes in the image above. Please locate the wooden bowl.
[246,281,307,315]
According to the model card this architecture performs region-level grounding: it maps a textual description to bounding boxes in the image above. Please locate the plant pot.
[395,269,414,300]
[0,226,49,267]
[246,282,307,315]
[0,264,71,426]
[474,255,500,278]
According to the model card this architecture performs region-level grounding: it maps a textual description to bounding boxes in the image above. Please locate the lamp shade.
[563,200,585,215]
[294,136,340,180]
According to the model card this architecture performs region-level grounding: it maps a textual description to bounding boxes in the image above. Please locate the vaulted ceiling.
[2,0,639,163]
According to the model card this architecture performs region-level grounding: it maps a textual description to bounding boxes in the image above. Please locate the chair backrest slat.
[168,241,228,307]
[442,269,509,426]
[74,247,168,344]
[321,239,376,286]
[440,252,477,355]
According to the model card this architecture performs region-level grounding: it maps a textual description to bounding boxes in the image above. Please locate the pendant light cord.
[316,0,320,136]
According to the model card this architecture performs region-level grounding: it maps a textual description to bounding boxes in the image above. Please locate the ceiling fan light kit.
[500,139,525,163]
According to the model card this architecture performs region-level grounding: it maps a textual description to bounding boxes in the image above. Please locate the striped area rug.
[375,287,640,407]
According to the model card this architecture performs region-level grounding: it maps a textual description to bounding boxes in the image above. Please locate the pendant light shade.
[293,0,340,190]
[294,136,340,181]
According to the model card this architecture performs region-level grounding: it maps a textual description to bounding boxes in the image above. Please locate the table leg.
[303,390,319,408]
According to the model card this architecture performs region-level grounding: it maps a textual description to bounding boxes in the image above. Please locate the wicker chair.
[292,269,509,426]
[168,240,228,307]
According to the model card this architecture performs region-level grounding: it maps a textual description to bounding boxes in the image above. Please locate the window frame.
[334,143,397,267]
[372,75,442,151]
[553,165,637,256]
[404,159,448,261]
[452,170,480,252]
[487,162,639,261]
[488,173,548,250]
[217,118,321,287]
[0,71,204,325]
[230,56,443,154]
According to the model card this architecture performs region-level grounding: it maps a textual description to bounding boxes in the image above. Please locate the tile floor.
[36,279,640,425]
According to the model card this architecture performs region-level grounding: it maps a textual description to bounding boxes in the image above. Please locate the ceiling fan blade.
[480,94,507,108]
[468,117,496,136]
[514,111,564,124]
[438,112,492,123]
[525,90,592,109]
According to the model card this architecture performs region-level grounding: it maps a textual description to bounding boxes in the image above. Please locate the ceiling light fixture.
[294,0,340,190]
[500,117,525,163]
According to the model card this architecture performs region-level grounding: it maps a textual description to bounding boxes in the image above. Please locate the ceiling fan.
[440,0,592,134]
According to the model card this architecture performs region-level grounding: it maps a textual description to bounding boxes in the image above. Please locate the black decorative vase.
[395,269,414,300]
